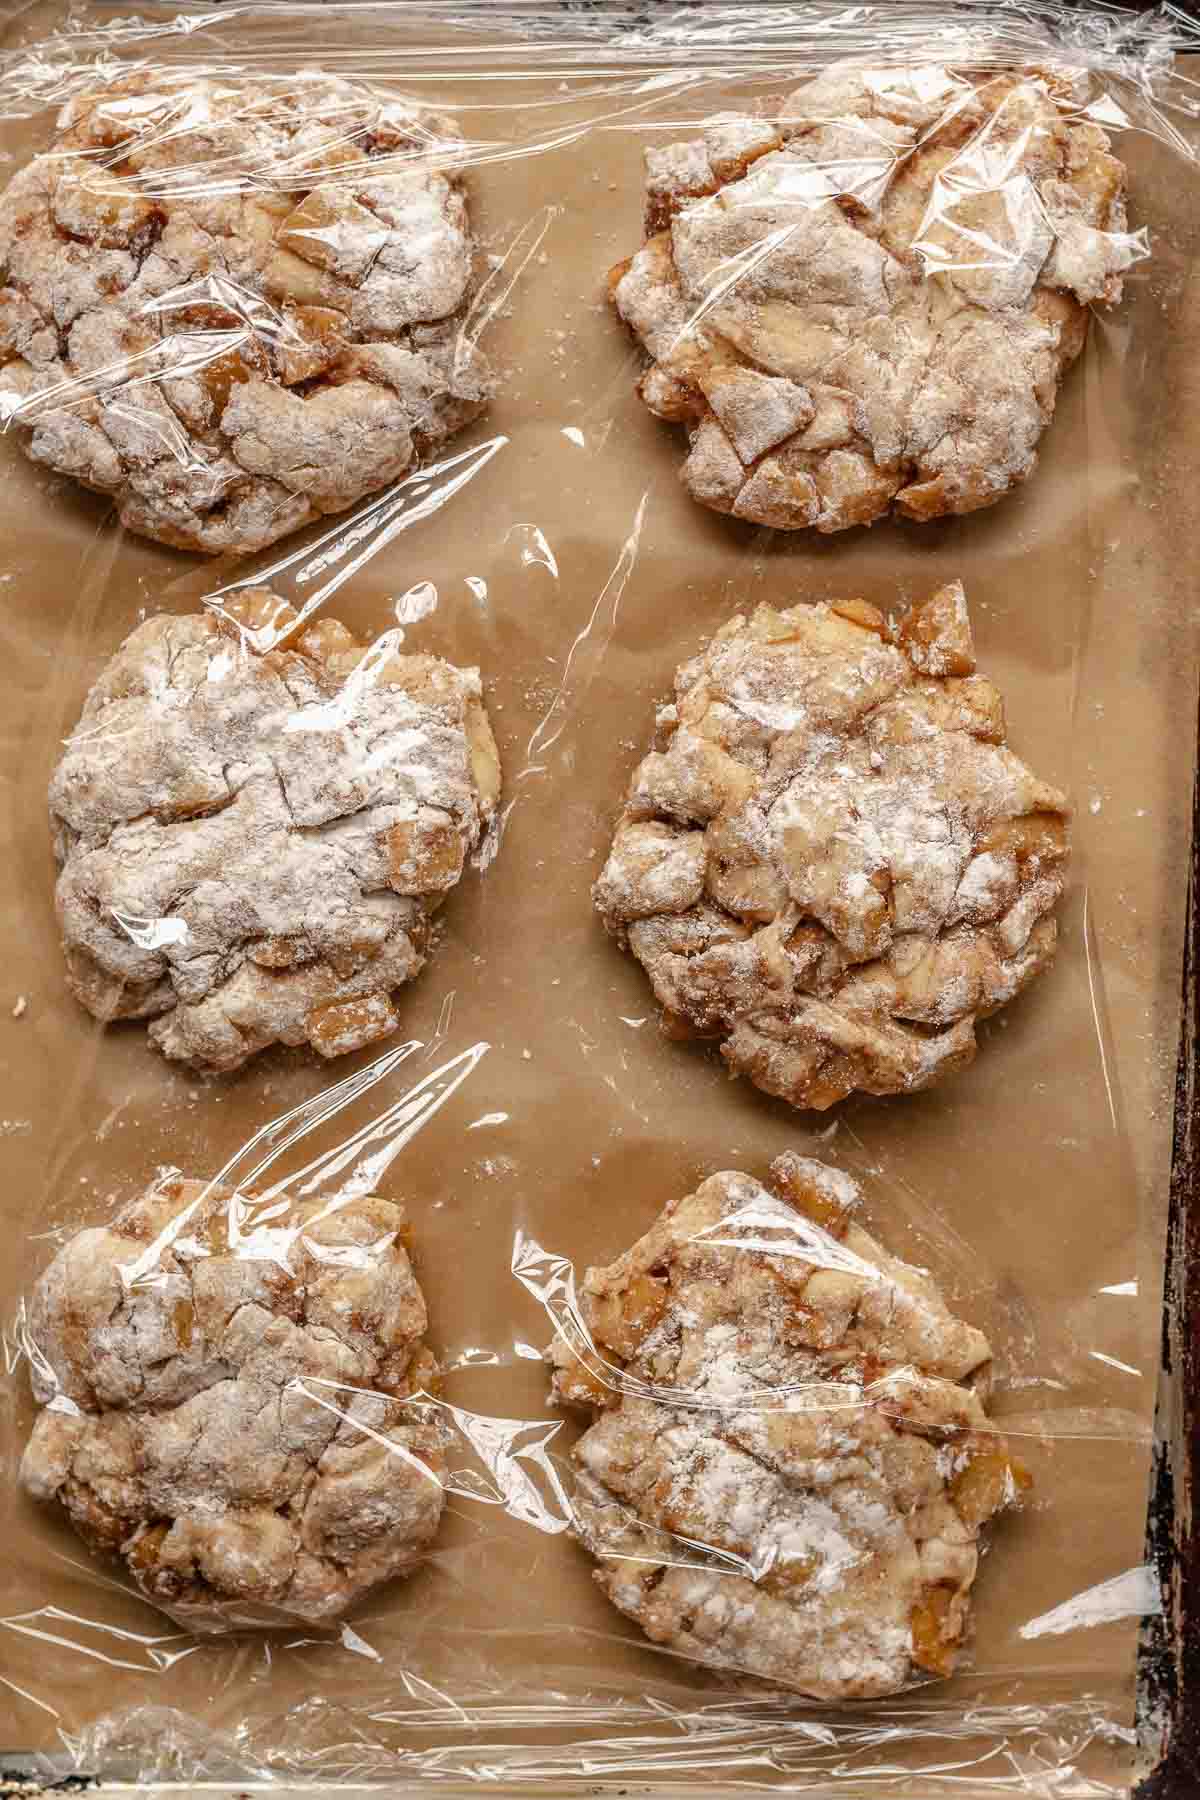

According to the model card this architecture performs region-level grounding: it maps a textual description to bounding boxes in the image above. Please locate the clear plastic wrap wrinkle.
[0,0,1198,1792]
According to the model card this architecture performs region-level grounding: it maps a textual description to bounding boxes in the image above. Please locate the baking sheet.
[0,4,1197,1790]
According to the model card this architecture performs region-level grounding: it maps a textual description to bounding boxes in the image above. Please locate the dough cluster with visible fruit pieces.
[0,72,488,553]
[595,583,1069,1109]
[550,1155,1029,1698]
[611,61,1137,530]
[20,1175,446,1629]
[51,589,501,1072]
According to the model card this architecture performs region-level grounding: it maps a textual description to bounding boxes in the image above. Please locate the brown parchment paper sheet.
[0,8,1197,1790]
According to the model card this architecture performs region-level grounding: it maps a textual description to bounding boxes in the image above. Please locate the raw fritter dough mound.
[0,72,489,553]
[550,1155,1029,1698]
[20,1174,446,1629]
[611,62,1138,531]
[51,589,501,1072]
[594,583,1069,1109]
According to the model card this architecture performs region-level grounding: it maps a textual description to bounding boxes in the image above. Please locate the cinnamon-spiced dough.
[611,62,1138,530]
[51,590,501,1071]
[594,583,1069,1108]
[0,73,488,553]
[550,1155,1029,1698]
[20,1174,446,1629]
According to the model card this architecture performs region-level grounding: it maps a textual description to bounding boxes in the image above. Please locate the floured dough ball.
[550,1155,1029,1698]
[611,63,1138,530]
[51,589,501,1072]
[0,72,489,553]
[595,583,1068,1108]
[20,1174,446,1629]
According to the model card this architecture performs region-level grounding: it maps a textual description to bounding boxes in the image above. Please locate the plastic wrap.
[1,0,1199,1791]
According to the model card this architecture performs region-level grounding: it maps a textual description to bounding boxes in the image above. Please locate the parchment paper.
[0,6,1197,1791]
